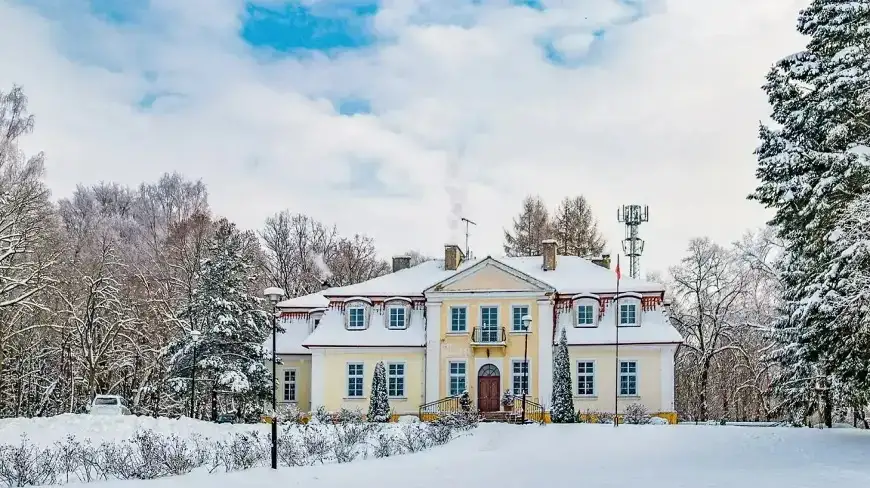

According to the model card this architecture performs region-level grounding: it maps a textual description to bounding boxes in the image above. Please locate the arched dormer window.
[615,292,642,327]
[344,297,373,330]
[571,294,600,328]
[384,297,412,330]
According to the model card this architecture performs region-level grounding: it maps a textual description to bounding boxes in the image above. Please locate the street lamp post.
[521,314,532,424]
[264,286,286,471]
[189,330,201,419]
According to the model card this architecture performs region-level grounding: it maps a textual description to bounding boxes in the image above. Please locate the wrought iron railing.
[510,397,546,424]
[471,326,507,344]
[419,394,475,421]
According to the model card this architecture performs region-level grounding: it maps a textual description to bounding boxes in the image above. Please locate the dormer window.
[572,295,599,327]
[388,305,406,329]
[619,303,638,326]
[347,306,366,329]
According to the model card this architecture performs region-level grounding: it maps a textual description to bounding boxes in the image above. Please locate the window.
[511,360,529,396]
[314,318,321,329]
[449,361,466,396]
[480,306,499,342]
[347,363,364,397]
[388,363,405,397]
[512,305,530,332]
[347,307,366,329]
[388,306,406,329]
[619,361,638,396]
[283,370,297,401]
[619,303,638,326]
[577,305,595,326]
[577,361,594,396]
[450,306,467,332]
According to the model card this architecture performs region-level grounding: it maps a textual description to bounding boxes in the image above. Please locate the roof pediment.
[425,257,555,294]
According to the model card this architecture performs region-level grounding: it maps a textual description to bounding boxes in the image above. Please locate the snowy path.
[85,423,870,488]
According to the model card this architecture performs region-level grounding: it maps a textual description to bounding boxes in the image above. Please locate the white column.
[310,349,326,409]
[425,300,443,403]
[537,299,554,408]
[660,345,676,412]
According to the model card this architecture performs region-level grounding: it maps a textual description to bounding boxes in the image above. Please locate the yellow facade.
[320,349,425,414]
[568,345,664,415]
[276,355,312,412]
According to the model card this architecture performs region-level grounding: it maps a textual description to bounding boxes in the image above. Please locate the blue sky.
[0,0,806,271]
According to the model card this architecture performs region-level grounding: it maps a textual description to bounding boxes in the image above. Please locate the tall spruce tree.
[551,328,575,423]
[368,361,390,422]
[551,196,606,257]
[503,195,552,257]
[750,0,870,423]
[168,218,272,417]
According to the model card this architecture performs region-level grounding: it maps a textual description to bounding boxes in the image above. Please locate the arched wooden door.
[477,364,501,412]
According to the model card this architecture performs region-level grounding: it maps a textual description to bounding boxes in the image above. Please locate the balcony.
[471,326,507,347]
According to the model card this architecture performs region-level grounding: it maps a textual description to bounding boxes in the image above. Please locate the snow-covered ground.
[2,416,869,487]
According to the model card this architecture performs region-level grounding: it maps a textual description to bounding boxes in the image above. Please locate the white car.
[88,395,131,415]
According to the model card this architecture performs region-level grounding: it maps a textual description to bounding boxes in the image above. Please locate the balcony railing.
[471,326,507,345]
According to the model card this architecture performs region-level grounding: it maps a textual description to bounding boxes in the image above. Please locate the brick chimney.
[591,253,612,269]
[444,244,464,271]
[542,239,557,271]
[392,256,412,273]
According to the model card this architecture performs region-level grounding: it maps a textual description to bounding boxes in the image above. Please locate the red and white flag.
[615,255,621,281]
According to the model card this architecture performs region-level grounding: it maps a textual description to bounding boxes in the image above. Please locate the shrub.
[623,403,651,425]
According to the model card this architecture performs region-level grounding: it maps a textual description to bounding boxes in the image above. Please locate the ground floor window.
[449,361,466,396]
[619,361,638,396]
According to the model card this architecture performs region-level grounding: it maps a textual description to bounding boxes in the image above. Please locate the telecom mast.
[617,205,649,279]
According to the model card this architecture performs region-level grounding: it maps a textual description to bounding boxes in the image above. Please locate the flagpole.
[614,254,620,428]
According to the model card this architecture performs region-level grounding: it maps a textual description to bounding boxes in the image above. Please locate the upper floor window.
[481,306,499,328]
[388,306,406,329]
[511,305,530,332]
[347,306,366,329]
[619,303,638,326]
[450,306,467,332]
[577,304,595,326]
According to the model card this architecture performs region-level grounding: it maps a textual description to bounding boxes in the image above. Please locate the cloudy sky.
[0,0,808,276]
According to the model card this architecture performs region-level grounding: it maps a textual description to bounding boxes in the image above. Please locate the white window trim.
[574,359,596,397]
[510,304,531,333]
[574,299,599,328]
[447,360,468,396]
[617,299,641,327]
[387,304,408,330]
[618,359,640,397]
[346,305,367,330]
[448,305,469,334]
[387,362,406,398]
[283,368,297,402]
[510,358,532,396]
[346,362,365,398]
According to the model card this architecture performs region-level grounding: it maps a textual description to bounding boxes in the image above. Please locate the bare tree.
[325,234,390,287]
[260,212,338,296]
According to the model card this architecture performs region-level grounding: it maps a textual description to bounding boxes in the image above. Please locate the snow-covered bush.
[0,435,58,487]
[368,362,391,422]
[579,409,613,424]
[502,389,515,408]
[623,403,651,425]
[648,417,669,425]
[458,390,472,412]
[551,328,576,423]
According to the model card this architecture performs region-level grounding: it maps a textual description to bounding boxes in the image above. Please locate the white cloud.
[0,0,808,275]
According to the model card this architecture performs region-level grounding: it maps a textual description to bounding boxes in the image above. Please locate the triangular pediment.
[426,257,554,293]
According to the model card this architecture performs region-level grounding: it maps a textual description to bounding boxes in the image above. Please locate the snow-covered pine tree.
[750,0,870,423]
[367,361,390,422]
[503,195,552,257]
[167,218,272,418]
[551,328,575,423]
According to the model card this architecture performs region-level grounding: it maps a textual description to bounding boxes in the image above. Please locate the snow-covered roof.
[265,317,313,355]
[558,309,682,345]
[276,292,329,309]
[323,255,663,298]
[302,308,425,348]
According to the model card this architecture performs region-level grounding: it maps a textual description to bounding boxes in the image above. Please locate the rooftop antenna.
[617,205,649,279]
[461,217,476,258]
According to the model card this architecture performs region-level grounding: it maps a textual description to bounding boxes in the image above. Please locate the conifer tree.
[168,218,272,417]
[503,195,552,256]
[750,0,870,423]
[551,196,606,257]
[551,328,575,423]
[367,361,390,422]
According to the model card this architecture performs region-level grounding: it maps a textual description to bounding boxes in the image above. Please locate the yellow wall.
[568,345,662,415]
[441,265,539,292]
[321,349,425,414]
[438,297,541,403]
[276,355,312,412]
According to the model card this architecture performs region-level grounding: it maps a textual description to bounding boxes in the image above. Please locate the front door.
[477,364,501,412]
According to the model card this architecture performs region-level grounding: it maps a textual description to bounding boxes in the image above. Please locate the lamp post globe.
[263,287,285,470]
